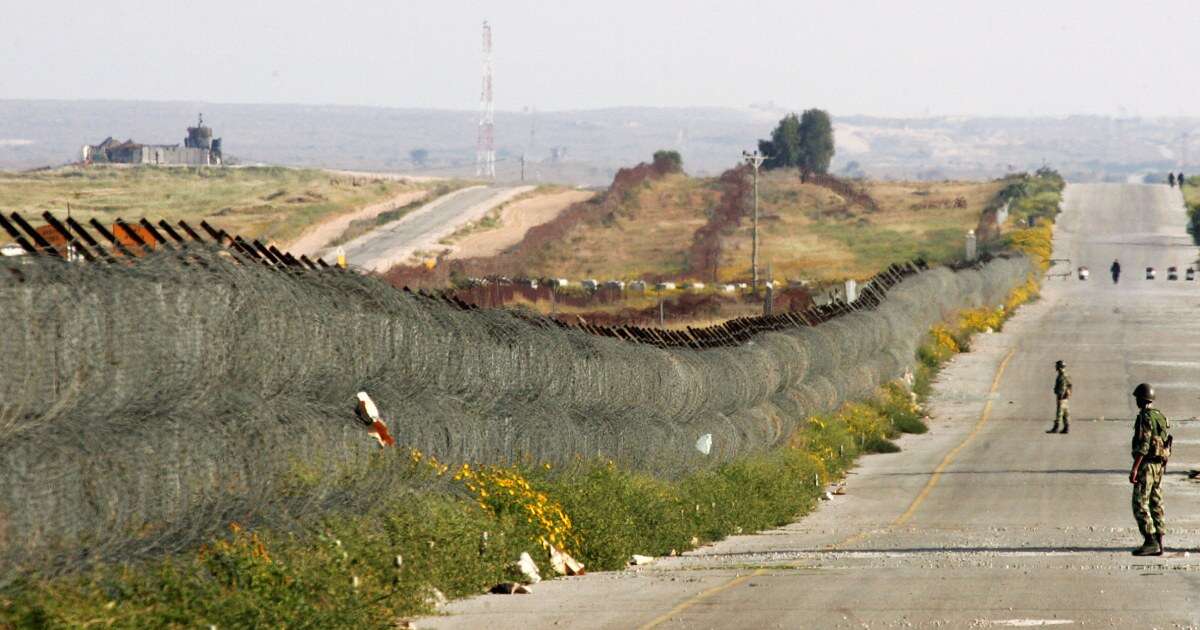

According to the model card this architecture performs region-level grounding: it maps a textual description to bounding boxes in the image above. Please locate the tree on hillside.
[1035,166,1064,190]
[652,149,683,173]
[796,109,834,182]
[757,109,836,181]
[409,148,429,168]
[998,175,1030,201]
[757,113,802,171]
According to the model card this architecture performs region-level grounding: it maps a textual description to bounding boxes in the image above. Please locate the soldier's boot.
[1059,422,1069,434]
[1132,534,1161,556]
[1154,533,1164,556]
[1045,423,1059,434]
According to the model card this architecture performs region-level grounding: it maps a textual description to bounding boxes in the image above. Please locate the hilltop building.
[82,115,223,166]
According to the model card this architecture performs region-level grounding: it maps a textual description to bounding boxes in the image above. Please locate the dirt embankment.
[808,173,881,213]
[445,189,596,260]
[384,159,679,289]
[685,165,750,282]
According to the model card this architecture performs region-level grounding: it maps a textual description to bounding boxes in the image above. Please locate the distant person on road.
[1168,173,1176,187]
[1129,383,1172,556]
[1180,172,1187,188]
[1047,360,1071,434]
[1110,259,1121,284]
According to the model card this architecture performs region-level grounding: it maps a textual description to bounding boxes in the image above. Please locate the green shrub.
[652,150,683,173]
[874,382,928,434]
[0,430,853,626]
[544,464,689,570]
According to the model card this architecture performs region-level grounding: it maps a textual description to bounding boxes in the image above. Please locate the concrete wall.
[85,143,215,165]
[139,145,212,166]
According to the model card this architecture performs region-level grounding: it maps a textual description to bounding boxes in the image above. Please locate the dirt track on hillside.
[446,189,596,260]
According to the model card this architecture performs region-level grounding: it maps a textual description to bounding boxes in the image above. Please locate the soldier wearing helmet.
[1047,360,1071,434]
[1129,383,1172,556]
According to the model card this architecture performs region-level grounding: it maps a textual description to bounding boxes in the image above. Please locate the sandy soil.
[445,189,596,260]
[285,189,430,256]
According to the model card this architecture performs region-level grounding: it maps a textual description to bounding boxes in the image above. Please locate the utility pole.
[520,154,526,182]
[742,150,766,294]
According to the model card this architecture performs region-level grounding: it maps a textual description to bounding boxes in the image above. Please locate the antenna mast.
[476,20,495,179]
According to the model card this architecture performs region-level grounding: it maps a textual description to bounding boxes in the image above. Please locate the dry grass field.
[0,165,441,247]
[719,173,1003,282]
[512,173,720,280]
[2,165,1000,288]
[478,170,1000,283]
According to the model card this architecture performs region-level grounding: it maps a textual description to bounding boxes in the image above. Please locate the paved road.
[335,185,532,272]
[425,184,1200,628]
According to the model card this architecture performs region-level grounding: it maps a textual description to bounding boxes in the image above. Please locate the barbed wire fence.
[0,216,1032,581]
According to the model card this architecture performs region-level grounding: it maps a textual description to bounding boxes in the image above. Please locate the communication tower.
[476,21,495,178]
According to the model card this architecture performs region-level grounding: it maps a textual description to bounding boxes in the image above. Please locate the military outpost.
[80,114,223,166]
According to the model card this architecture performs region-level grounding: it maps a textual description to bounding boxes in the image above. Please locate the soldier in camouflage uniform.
[1129,383,1171,556]
[1047,360,1071,434]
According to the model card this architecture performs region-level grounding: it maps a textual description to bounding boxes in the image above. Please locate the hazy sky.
[3,0,1198,116]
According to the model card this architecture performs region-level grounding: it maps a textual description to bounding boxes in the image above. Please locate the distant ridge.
[1,99,1195,184]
